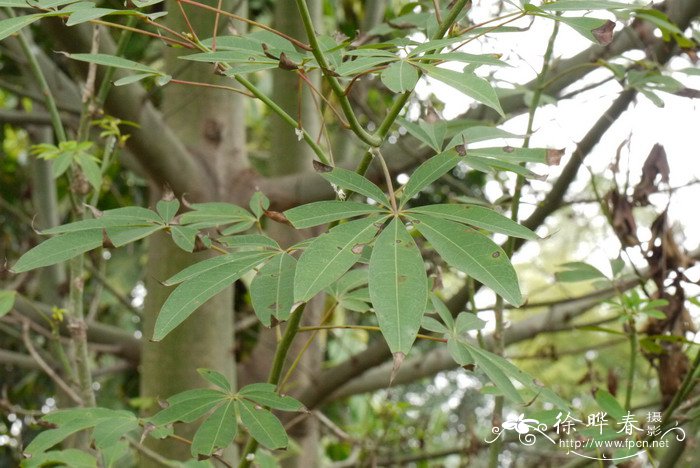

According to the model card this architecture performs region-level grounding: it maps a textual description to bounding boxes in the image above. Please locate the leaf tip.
[592,20,616,46]
[389,352,406,385]
[312,160,333,173]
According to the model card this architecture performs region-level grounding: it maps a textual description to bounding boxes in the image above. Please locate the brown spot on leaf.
[102,229,115,249]
[278,52,298,71]
[491,251,500,258]
[502,145,514,153]
[264,210,291,226]
[351,244,364,254]
[547,148,565,166]
[397,275,407,283]
[390,352,406,385]
[312,160,333,173]
[455,144,467,156]
[592,20,616,46]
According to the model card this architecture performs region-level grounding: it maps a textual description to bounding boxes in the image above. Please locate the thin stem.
[95,17,137,108]
[432,0,443,24]
[177,0,312,51]
[372,148,397,212]
[238,305,306,468]
[91,19,194,48]
[211,0,223,50]
[176,0,199,40]
[21,319,83,405]
[297,325,447,343]
[279,301,337,391]
[234,74,331,165]
[294,0,382,147]
[350,0,471,188]
[297,70,349,128]
[169,78,255,98]
[624,318,637,410]
[10,8,66,143]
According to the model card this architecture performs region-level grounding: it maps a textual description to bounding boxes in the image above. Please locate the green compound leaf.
[191,399,237,457]
[250,253,297,326]
[294,217,386,303]
[155,253,273,340]
[284,201,386,229]
[381,60,419,93]
[407,204,538,240]
[197,368,232,392]
[369,218,428,355]
[410,214,523,306]
[149,389,227,426]
[315,163,391,207]
[239,383,304,411]
[12,230,104,273]
[420,65,504,116]
[400,149,461,206]
[238,400,288,450]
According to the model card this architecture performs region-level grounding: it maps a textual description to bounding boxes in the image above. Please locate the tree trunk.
[237,1,323,465]
[139,1,247,464]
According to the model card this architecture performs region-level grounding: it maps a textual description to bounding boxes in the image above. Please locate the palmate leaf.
[68,53,160,74]
[11,230,104,273]
[163,251,273,286]
[21,449,97,468]
[465,342,570,409]
[369,218,428,355]
[250,253,296,326]
[179,202,254,228]
[400,149,462,206]
[197,368,232,392]
[0,14,45,41]
[419,65,504,116]
[284,201,386,229]
[381,60,419,93]
[190,399,237,457]
[149,389,227,425]
[154,252,274,340]
[315,163,391,206]
[239,383,304,411]
[25,408,135,455]
[0,291,15,318]
[294,216,387,303]
[410,214,523,306]
[238,400,288,450]
[334,56,395,76]
[407,204,538,240]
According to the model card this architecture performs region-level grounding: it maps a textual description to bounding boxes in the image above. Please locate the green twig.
[294,0,382,147]
[238,304,307,468]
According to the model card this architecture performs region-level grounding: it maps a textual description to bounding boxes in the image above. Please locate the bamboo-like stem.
[294,0,381,147]
[21,319,83,405]
[10,8,67,143]
[94,17,137,107]
[351,0,471,186]
[238,305,307,468]
[234,74,331,165]
[372,148,398,212]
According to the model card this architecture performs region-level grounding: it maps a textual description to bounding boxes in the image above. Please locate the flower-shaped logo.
[502,413,539,434]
